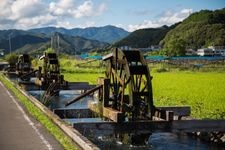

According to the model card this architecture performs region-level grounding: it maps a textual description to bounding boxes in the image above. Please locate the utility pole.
[51,36,53,50]
[8,33,12,55]
[57,34,59,54]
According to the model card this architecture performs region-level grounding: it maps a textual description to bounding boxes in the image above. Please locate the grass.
[0,74,77,150]
[64,73,103,84]
[63,71,225,119]
[151,72,225,119]
[60,57,104,73]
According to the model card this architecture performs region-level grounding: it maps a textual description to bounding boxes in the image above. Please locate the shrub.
[4,53,18,65]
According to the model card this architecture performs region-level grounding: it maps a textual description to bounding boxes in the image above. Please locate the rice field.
[32,57,225,119]
[63,71,225,119]
[151,72,225,119]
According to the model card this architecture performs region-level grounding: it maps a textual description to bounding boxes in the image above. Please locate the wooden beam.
[53,108,92,119]
[68,82,96,90]
[73,121,171,135]
[156,106,191,117]
[88,102,125,122]
[65,85,102,106]
[73,120,225,135]
[88,102,101,114]
[172,120,225,132]
[103,107,124,122]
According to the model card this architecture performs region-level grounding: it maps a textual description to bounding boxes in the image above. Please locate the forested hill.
[161,8,225,56]
[29,25,129,44]
[0,30,108,55]
[114,25,178,48]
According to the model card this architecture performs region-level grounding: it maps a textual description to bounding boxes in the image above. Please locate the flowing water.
[28,89,222,150]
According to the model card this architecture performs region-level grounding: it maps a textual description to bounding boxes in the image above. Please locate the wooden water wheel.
[103,48,155,120]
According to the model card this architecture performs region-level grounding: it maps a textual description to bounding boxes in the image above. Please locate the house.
[120,46,132,50]
[208,46,225,56]
[196,48,214,56]
[150,45,161,51]
[185,49,196,56]
[120,45,161,51]
[0,49,4,56]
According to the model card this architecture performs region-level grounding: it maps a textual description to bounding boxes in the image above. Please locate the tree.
[164,38,186,56]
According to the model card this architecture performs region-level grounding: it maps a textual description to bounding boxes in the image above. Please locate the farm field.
[63,71,225,119]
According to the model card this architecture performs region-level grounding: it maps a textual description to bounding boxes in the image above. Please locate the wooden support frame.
[73,120,225,135]
[68,82,96,90]
[88,102,125,122]
[97,78,110,107]
[53,108,93,119]
[156,106,191,117]
[89,102,191,122]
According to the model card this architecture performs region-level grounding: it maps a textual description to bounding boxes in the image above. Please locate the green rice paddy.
[63,70,225,119]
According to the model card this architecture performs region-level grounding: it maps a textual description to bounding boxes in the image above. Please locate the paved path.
[0,81,63,150]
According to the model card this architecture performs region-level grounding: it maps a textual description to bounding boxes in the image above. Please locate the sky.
[0,0,225,32]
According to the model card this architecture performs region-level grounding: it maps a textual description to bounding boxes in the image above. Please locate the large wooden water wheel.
[103,48,155,121]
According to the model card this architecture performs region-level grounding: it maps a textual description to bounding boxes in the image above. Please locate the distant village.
[186,46,225,57]
[121,45,225,57]
[1,45,225,58]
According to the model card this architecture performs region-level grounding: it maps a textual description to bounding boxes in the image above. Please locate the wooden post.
[103,78,110,107]
[166,111,174,121]
[97,78,110,107]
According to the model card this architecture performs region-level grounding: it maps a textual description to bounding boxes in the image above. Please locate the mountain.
[47,32,109,54]
[114,25,177,48]
[0,30,49,53]
[28,25,130,43]
[0,30,108,55]
[161,8,225,56]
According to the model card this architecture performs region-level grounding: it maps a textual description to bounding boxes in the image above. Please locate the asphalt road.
[0,81,63,150]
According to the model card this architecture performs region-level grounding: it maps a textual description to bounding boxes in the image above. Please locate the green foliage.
[161,8,225,56]
[114,25,176,48]
[4,53,18,65]
[45,47,54,53]
[163,38,186,56]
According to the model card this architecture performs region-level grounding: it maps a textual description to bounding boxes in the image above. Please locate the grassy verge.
[0,74,77,150]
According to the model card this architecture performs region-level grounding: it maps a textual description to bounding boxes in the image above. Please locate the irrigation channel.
[3,76,223,150]
[2,50,225,150]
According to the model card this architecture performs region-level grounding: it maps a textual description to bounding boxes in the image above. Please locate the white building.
[208,46,225,56]
[120,46,132,50]
[150,45,161,51]
[197,48,214,56]
[0,49,4,56]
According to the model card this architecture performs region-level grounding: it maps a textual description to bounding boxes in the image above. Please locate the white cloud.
[127,8,193,32]
[72,0,93,18]
[17,15,57,29]
[10,0,46,20]
[0,0,107,29]
[50,0,107,18]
